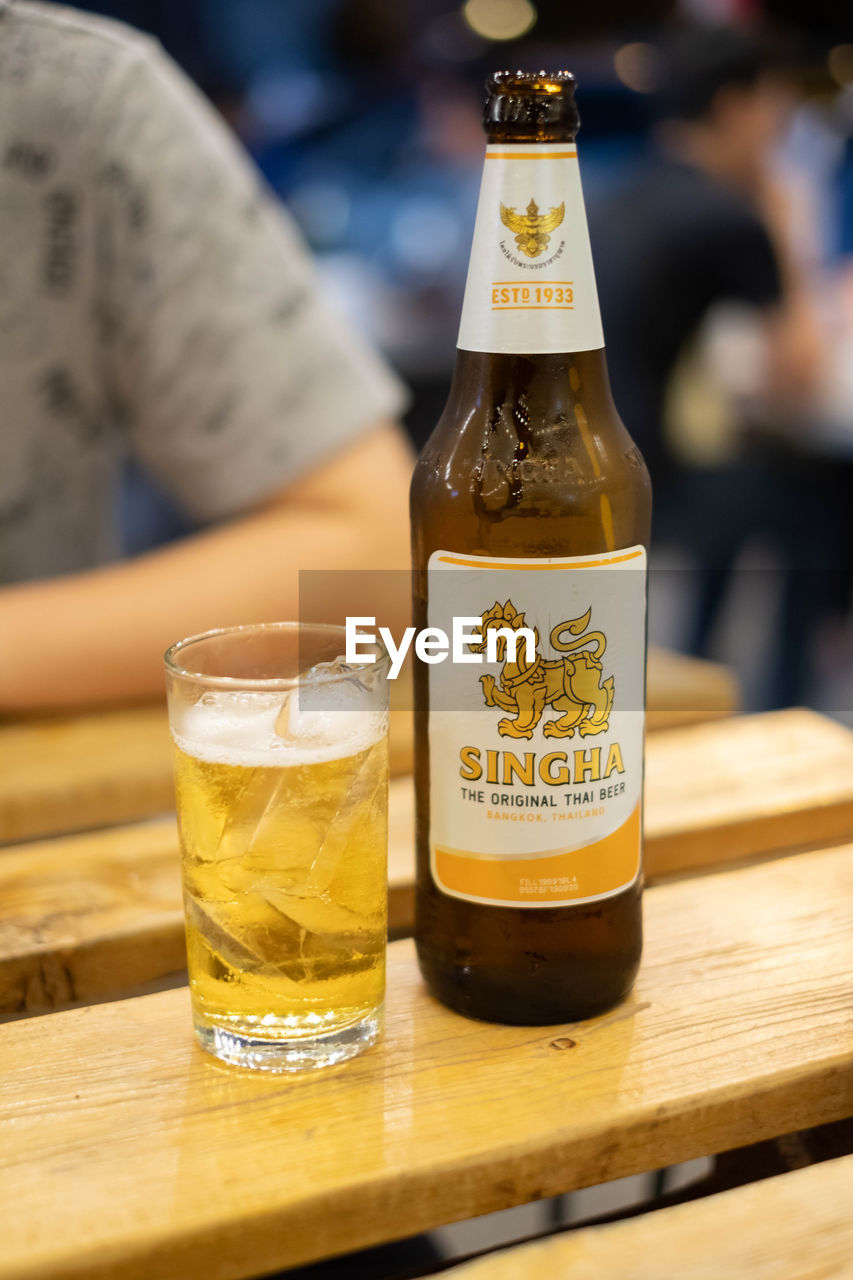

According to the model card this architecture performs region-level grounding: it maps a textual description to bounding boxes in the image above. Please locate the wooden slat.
[0,648,737,845]
[0,844,851,1280]
[0,707,414,846]
[3,709,853,1014]
[0,820,184,1013]
[646,645,739,730]
[395,709,853,894]
[0,791,413,1015]
[444,1155,853,1280]
[0,707,175,845]
[643,707,853,876]
[0,772,416,1014]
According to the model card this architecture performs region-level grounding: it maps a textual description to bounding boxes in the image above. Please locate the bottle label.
[457,143,605,355]
[426,546,646,907]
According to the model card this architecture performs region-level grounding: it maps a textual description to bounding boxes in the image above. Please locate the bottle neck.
[445,348,615,424]
[457,142,604,357]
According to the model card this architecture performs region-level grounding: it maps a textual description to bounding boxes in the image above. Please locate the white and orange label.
[457,143,604,354]
[426,547,647,908]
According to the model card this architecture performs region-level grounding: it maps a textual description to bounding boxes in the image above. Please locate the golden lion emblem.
[499,198,565,258]
[469,600,614,740]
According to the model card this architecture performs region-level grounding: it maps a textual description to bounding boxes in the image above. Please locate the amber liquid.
[175,738,388,1038]
[411,348,651,1023]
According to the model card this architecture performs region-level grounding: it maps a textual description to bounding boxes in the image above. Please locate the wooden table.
[1,691,851,1279]
[1,844,851,1278]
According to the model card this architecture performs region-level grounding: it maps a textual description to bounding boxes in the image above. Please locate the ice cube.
[187,887,375,986]
[259,888,364,935]
[185,891,272,972]
[303,751,384,895]
[274,660,378,748]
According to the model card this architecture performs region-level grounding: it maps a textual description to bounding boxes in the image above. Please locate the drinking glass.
[165,623,389,1071]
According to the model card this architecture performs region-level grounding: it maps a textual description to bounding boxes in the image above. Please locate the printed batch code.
[491,282,574,309]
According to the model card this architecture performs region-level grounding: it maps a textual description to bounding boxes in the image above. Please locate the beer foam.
[172,689,385,768]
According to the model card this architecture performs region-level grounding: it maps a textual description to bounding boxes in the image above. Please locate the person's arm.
[0,423,412,712]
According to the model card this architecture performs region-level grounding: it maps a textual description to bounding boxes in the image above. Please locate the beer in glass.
[165,623,389,1070]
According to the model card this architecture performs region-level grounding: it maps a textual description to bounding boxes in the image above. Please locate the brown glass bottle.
[410,72,652,1024]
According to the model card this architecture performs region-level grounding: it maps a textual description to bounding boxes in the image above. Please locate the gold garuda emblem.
[499,198,565,258]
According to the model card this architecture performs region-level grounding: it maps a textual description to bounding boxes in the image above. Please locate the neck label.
[457,143,604,355]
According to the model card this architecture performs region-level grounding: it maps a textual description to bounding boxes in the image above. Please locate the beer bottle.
[411,71,651,1024]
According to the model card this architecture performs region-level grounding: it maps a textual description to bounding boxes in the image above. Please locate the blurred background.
[76,0,853,722]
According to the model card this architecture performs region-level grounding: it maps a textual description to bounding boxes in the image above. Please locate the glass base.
[193,1005,383,1072]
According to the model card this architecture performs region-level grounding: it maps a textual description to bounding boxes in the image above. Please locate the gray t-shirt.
[0,1,407,582]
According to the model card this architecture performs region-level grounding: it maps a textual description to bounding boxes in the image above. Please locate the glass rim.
[163,621,390,691]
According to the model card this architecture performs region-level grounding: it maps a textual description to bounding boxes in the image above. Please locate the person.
[590,23,821,496]
[590,24,827,703]
[0,0,413,712]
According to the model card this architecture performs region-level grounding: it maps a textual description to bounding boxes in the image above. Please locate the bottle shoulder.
[411,350,651,558]
[412,401,650,512]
